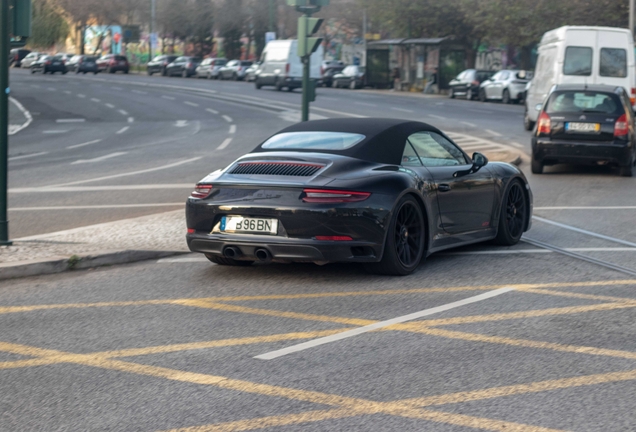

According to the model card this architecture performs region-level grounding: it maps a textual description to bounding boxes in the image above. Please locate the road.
[3,68,636,431]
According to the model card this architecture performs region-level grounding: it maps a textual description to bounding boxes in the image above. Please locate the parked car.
[65,55,98,74]
[332,65,366,89]
[255,39,323,91]
[31,55,67,74]
[56,53,73,65]
[448,69,495,100]
[166,56,201,77]
[525,26,635,131]
[9,48,30,67]
[96,54,129,74]
[321,65,344,87]
[245,62,261,81]
[147,55,178,76]
[321,60,344,71]
[218,60,253,80]
[479,70,531,104]
[21,52,42,69]
[195,58,227,79]
[531,84,635,176]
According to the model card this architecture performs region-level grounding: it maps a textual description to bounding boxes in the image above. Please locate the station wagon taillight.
[614,114,629,138]
[537,111,551,135]
[302,189,371,203]
[631,88,636,106]
[191,184,213,199]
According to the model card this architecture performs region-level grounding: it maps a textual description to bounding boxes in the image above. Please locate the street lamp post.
[0,0,10,245]
[149,0,156,60]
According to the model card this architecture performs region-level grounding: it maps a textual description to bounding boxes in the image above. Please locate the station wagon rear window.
[546,92,622,115]
[600,48,627,78]
[261,132,365,150]
[563,47,592,76]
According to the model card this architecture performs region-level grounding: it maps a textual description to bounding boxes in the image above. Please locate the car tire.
[232,73,238,81]
[465,88,473,100]
[350,80,357,90]
[365,195,425,276]
[275,79,283,91]
[449,88,455,99]
[255,78,262,90]
[162,67,167,76]
[479,89,487,102]
[286,86,293,92]
[205,253,254,266]
[93,71,98,75]
[531,157,544,174]
[524,107,535,131]
[502,89,511,104]
[182,70,188,78]
[493,180,528,246]
[147,70,153,76]
[30,69,35,74]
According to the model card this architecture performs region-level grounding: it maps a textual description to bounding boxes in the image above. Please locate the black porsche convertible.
[186,118,532,275]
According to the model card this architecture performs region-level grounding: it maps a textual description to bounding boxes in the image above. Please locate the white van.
[255,40,323,91]
[524,26,635,130]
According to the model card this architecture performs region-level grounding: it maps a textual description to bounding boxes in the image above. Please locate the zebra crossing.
[446,131,519,154]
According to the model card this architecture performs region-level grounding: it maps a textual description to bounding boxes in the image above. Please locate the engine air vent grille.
[230,162,324,176]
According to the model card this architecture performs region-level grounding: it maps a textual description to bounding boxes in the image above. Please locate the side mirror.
[535,103,542,112]
[453,152,488,178]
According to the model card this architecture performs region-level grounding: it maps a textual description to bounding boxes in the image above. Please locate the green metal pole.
[0,0,11,245]
[301,53,309,121]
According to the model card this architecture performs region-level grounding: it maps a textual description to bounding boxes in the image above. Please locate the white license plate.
[220,216,278,234]
[566,122,600,132]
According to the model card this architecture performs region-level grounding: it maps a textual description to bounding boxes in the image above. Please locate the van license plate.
[220,216,278,234]
[566,122,600,132]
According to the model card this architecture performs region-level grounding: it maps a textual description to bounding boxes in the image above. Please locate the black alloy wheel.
[449,88,455,98]
[494,181,527,245]
[465,87,473,100]
[502,89,511,104]
[523,106,535,131]
[205,253,254,266]
[367,195,425,276]
[479,89,487,102]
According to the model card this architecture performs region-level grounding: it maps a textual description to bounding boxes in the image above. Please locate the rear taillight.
[471,80,479,86]
[315,236,353,241]
[302,189,371,203]
[191,184,213,199]
[187,228,196,234]
[631,88,635,105]
[320,66,325,76]
[45,60,51,65]
[614,114,629,138]
[238,66,242,72]
[187,62,193,68]
[285,63,290,75]
[537,111,551,135]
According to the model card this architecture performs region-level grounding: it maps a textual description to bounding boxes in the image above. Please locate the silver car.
[21,52,42,69]
[218,60,253,81]
[479,70,531,104]
[245,62,261,82]
[196,58,227,79]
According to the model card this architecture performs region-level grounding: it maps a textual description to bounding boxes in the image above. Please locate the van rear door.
[597,30,635,105]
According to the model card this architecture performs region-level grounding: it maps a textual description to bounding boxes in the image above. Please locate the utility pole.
[149,0,156,60]
[287,0,329,121]
[269,0,275,33]
[0,0,10,245]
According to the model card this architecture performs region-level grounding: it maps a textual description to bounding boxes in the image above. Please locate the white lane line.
[391,107,414,113]
[63,90,72,95]
[77,94,86,98]
[105,103,115,109]
[442,247,636,255]
[217,138,232,150]
[184,101,199,107]
[128,117,134,123]
[116,126,130,134]
[132,90,147,94]
[72,152,128,165]
[9,203,184,211]
[11,184,192,193]
[158,256,208,263]
[66,139,102,150]
[56,119,85,123]
[8,152,48,162]
[47,87,56,91]
[510,142,525,148]
[355,102,377,107]
[429,114,446,120]
[536,206,636,210]
[8,97,33,135]
[206,108,219,114]
[44,158,203,187]
[485,129,503,137]
[255,287,514,360]
[91,98,101,102]
[229,125,236,134]
[42,130,68,134]
[222,115,233,123]
[533,216,636,248]
[461,121,476,127]
[162,95,176,100]
[118,109,128,116]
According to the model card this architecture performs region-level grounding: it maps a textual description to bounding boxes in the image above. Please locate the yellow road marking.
[518,287,636,304]
[418,302,636,327]
[0,299,175,314]
[410,327,636,360]
[0,358,61,369]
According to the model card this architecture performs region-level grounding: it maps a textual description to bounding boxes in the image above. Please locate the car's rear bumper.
[533,138,633,166]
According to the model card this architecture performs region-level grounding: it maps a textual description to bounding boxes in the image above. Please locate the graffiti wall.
[85,26,123,55]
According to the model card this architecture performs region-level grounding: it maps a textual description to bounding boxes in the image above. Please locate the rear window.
[546,91,623,115]
[85,56,98,61]
[214,59,226,66]
[475,71,492,82]
[600,48,627,78]
[241,61,252,66]
[114,56,127,61]
[563,47,592,76]
[261,132,366,151]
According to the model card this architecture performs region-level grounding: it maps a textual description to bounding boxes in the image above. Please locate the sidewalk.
[356,88,447,99]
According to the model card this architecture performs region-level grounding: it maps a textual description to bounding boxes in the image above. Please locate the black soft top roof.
[251,118,443,165]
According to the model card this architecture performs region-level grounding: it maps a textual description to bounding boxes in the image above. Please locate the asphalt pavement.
[3,68,636,431]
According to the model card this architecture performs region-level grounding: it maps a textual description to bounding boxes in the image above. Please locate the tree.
[218,0,244,59]
[190,0,215,57]
[30,0,70,49]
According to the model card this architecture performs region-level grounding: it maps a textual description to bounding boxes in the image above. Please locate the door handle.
[438,184,451,192]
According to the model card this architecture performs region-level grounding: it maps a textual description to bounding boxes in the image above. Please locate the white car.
[479,70,531,104]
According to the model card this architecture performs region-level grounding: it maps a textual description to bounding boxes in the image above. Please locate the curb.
[0,250,188,281]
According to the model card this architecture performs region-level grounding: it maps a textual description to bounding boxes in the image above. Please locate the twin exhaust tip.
[223,246,272,262]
